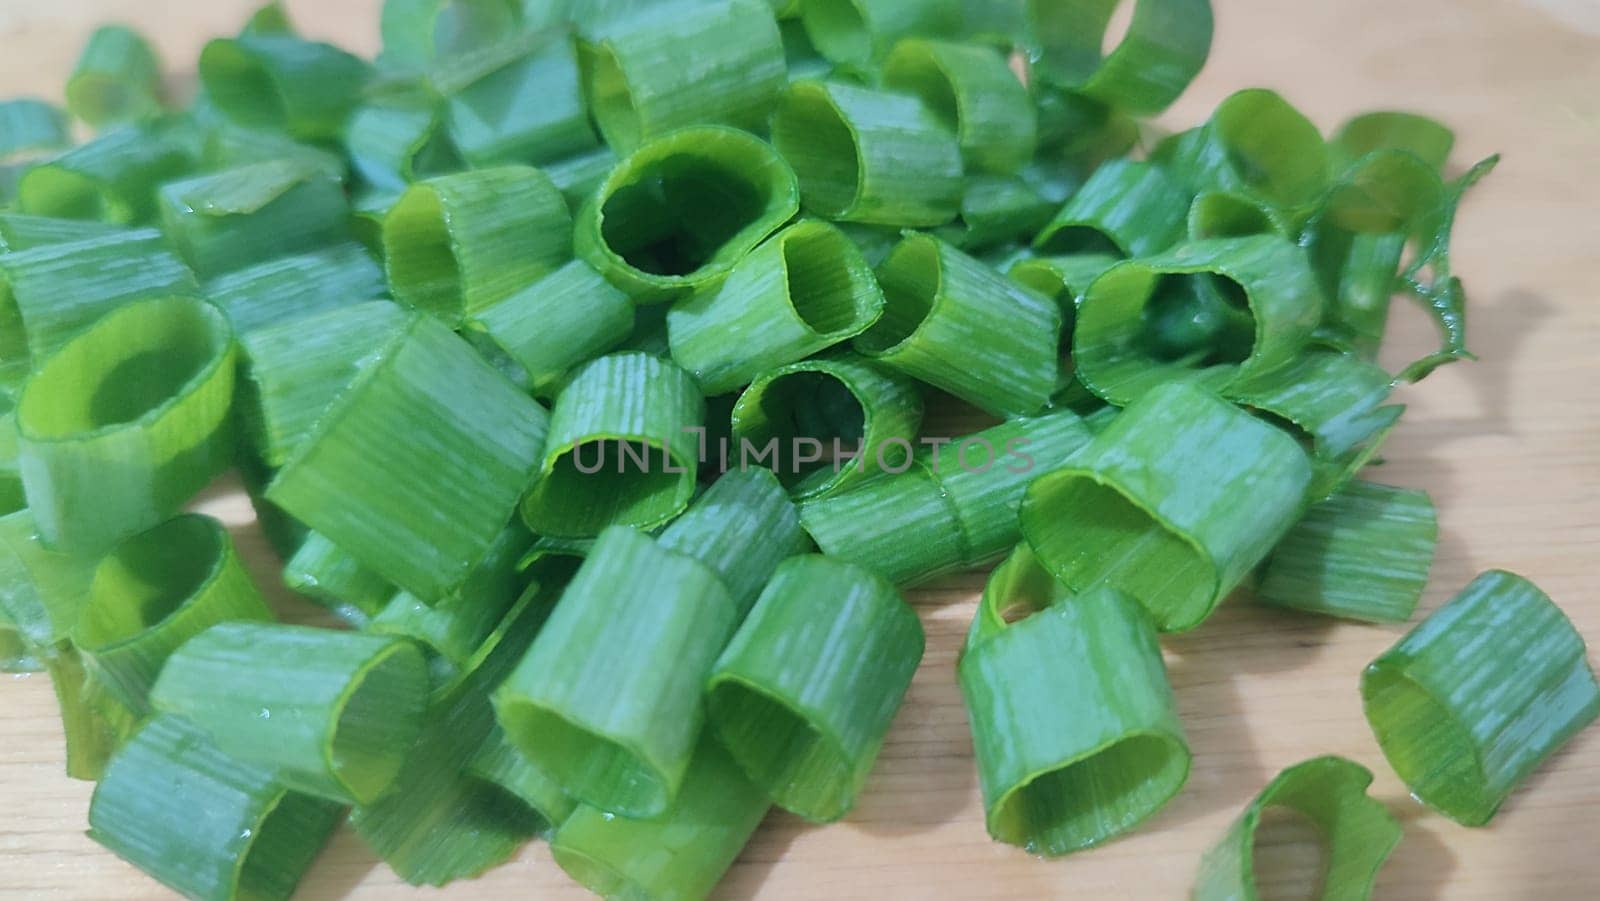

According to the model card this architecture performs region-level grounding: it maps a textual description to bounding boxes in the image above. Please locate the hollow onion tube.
[1255,480,1436,624]
[936,174,1055,252]
[1008,252,1121,346]
[1193,756,1401,900]
[45,646,139,780]
[467,723,577,835]
[882,38,1037,175]
[1028,0,1212,115]
[707,555,921,822]
[1033,159,1189,258]
[494,525,737,817]
[282,531,397,624]
[158,160,352,278]
[149,623,429,804]
[580,0,785,152]
[730,351,923,499]
[240,300,411,468]
[465,259,635,397]
[204,242,386,336]
[344,92,462,193]
[18,297,235,555]
[800,410,1094,585]
[1333,111,1454,171]
[668,220,884,394]
[960,578,1188,856]
[521,352,703,538]
[0,99,69,159]
[17,125,194,224]
[1021,382,1312,632]
[856,232,1060,417]
[1224,349,1394,459]
[1186,191,1289,241]
[434,29,598,168]
[267,312,549,602]
[0,227,199,366]
[350,589,549,886]
[66,25,164,128]
[575,126,799,303]
[384,165,572,325]
[89,716,343,901]
[72,515,274,713]
[1073,235,1324,406]
[551,731,770,901]
[771,80,962,227]
[657,467,807,618]
[798,0,957,67]
[1361,570,1600,826]
[200,35,372,142]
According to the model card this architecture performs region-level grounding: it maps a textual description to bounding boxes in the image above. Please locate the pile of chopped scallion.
[0,0,1594,898]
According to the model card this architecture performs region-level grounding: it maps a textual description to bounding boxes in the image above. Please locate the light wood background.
[3,1,1598,898]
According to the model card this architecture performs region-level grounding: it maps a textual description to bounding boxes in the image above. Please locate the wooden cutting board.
[3,1,1597,897]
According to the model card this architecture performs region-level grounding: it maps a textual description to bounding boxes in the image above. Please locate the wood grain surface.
[3,1,1598,898]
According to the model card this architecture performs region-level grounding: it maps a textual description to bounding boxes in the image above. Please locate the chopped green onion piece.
[882,38,1037,175]
[668,219,884,394]
[18,125,194,224]
[158,159,352,277]
[960,583,1189,856]
[1333,111,1454,171]
[465,259,635,397]
[518,535,593,583]
[857,232,1060,417]
[730,351,924,499]
[657,467,807,617]
[0,213,125,253]
[1225,348,1394,459]
[201,122,349,182]
[1193,756,1401,900]
[936,174,1055,252]
[0,510,98,651]
[244,1,296,36]
[1187,191,1289,241]
[350,588,549,886]
[708,554,921,821]
[1308,403,1403,503]
[521,352,702,538]
[798,0,957,67]
[283,530,397,624]
[45,645,139,780]
[771,80,963,227]
[1021,382,1312,632]
[73,515,274,712]
[1159,88,1330,225]
[1008,251,1120,346]
[344,92,462,193]
[495,525,736,817]
[67,25,165,129]
[379,0,524,71]
[580,0,785,152]
[801,410,1094,585]
[18,297,234,555]
[267,312,549,602]
[200,35,373,142]
[1034,159,1188,258]
[1028,0,1213,115]
[1073,234,1324,406]
[1254,480,1436,624]
[1361,570,1600,826]
[204,242,386,335]
[0,99,70,158]
[544,144,618,210]
[575,125,799,303]
[1032,87,1139,174]
[150,622,429,804]
[963,542,1066,650]
[384,165,572,324]
[468,723,577,835]
[551,730,770,900]
[434,29,598,168]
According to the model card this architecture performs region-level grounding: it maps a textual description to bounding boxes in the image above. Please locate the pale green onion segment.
[17,125,194,224]
[66,25,165,129]
[656,467,807,618]
[158,159,351,278]
[434,29,599,168]
[882,37,1037,175]
[200,35,372,142]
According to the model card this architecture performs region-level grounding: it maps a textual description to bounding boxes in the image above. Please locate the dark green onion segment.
[66,25,164,128]
[494,526,736,818]
[882,37,1037,175]
[730,351,923,500]
[771,80,962,227]
[383,165,572,324]
[1021,382,1311,632]
[72,515,273,713]
[343,90,462,193]
[199,35,372,142]
[668,219,885,395]
[798,0,957,67]
[1029,0,1213,114]
[17,125,194,225]
[1008,252,1122,353]
[89,716,343,901]
[574,125,799,303]
[938,174,1056,253]
[435,28,598,168]
[707,554,923,822]
[960,571,1189,856]
[1072,234,1323,406]
[656,467,807,618]
[1193,756,1401,900]
[1333,111,1454,171]
[149,623,429,804]
[1032,159,1189,258]
[857,232,1060,417]
[467,724,577,837]
[1361,570,1600,826]
[266,312,550,603]
[520,352,703,539]
[158,159,352,278]
[17,296,235,555]
[580,0,785,152]
[281,530,396,625]
[1224,348,1395,461]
